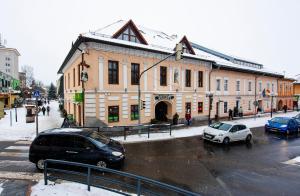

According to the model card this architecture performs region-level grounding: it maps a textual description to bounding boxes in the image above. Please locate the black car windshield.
[88,132,110,147]
[271,117,289,124]
[209,122,232,131]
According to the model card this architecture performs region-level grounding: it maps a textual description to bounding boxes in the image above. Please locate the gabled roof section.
[112,20,148,45]
[179,36,195,55]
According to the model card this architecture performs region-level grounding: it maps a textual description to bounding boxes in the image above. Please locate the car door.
[72,136,98,164]
[229,125,239,141]
[237,125,248,140]
[53,135,76,162]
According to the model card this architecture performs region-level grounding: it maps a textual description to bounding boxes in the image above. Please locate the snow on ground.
[282,156,300,166]
[30,180,123,196]
[113,111,299,143]
[0,183,3,195]
[0,101,64,141]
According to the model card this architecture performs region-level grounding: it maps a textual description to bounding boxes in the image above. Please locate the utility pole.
[137,43,183,125]
[36,96,39,136]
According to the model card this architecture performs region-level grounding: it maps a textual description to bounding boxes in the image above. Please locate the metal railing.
[44,159,200,196]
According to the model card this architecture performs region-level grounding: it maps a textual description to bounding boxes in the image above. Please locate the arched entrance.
[155,101,170,122]
[278,100,283,110]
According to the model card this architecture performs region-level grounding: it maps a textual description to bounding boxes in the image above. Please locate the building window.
[272,83,274,92]
[216,79,221,91]
[267,83,270,90]
[224,79,228,91]
[185,69,191,87]
[185,102,191,113]
[131,63,140,85]
[248,81,252,91]
[68,73,70,89]
[198,102,203,113]
[108,106,119,122]
[78,67,81,86]
[108,61,119,84]
[259,82,262,92]
[117,28,140,43]
[160,66,167,86]
[130,105,139,120]
[73,68,75,87]
[224,102,228,113]
[236,80,240,91]
[248,101,251,110]
[198,71,203,87]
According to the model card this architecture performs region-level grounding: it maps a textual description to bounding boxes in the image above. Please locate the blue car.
[293,113,300,128]
[265,117,299,134]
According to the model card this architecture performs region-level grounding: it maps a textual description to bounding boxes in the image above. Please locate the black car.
[29,128,125,170]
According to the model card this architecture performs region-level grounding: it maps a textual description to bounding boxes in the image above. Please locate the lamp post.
[270,92,278,118]
[137,43,183,125]
[206,91,214,125]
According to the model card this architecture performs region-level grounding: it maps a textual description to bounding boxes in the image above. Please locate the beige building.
[58,20,290,126]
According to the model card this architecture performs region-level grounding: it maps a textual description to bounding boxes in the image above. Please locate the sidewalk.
[112,110,299,143]
[0,101,64,141]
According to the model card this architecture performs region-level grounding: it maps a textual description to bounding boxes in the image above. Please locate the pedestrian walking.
[238,106,243,117]
[42,106,46,116]
[283,105,287,113]
[46,106,50,116]
[185,109,192,126]
[228,109,233,120]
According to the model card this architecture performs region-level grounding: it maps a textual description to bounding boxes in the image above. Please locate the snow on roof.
[193,48,282,76]
[294,76,300,84]
[82,20,282,76]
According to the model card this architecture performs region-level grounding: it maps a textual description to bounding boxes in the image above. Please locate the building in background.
[293,75,300,110]
[0,43,21,108]
[58,19,295,126]
[277,77,295,110]
[19,71,26,89]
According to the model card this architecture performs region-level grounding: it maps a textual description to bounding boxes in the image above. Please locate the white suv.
[203,122,252,144]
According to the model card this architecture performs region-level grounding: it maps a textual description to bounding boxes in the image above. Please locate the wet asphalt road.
[0,127,300,195]
[121,127,300,196]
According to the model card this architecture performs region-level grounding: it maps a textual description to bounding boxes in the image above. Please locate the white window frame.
[223,78,229,92]
[258,81,262,92]
[236,79,241,92]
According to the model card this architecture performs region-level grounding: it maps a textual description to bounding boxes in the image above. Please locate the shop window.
[108,106,119,122]
[130,105,139,120]
[198,102,203,113]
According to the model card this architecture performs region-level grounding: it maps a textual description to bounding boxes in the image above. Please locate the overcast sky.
[1,0,300,85]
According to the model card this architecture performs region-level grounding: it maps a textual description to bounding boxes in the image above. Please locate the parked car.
[265,117,299,134]
[29,128,125,170]
[203,122,252,144]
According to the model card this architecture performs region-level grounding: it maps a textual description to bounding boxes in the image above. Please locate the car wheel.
[223,137,230,145]
[96,160,107,168]
[36,159,45,170]
[245,135,252,143]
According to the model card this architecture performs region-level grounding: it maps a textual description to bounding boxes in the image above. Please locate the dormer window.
[117,28,140,43]
[113,20,148,45]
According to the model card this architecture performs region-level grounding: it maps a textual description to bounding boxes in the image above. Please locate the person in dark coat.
[283,105,287,113]
[185,110,192,126]
[41,106,46,116]
[228,109,233,120]
[46,106,50,116]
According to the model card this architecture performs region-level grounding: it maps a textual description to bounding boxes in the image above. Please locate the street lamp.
[206,91,214,125]
[270,92,278,118]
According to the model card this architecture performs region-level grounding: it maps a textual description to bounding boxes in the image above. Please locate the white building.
[0,46,20,80]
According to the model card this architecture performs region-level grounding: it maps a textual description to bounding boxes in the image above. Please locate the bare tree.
[21,65,34,87]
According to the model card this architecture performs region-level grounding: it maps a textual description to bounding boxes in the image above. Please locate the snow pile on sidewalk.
[282,156,300,166]
[0,101,64,141]
[30,180,123,196]
[113,111,299,143]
